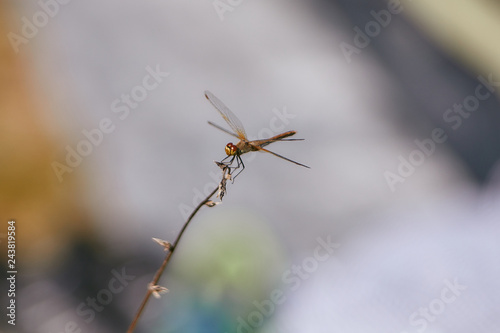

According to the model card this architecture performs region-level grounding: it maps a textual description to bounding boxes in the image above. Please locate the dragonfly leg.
[217,154,245,181]
[220,155,232,164]
[232,155,245,180]
[218,155,236,175]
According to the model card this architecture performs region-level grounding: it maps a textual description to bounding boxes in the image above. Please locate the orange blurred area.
[0,2,92,270]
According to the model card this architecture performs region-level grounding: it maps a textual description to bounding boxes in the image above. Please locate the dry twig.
[127,162,233,332]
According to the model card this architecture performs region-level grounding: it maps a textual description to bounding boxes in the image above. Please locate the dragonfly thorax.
[225,143,238,156]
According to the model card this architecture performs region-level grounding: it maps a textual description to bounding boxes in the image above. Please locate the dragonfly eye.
[225,143,237,156]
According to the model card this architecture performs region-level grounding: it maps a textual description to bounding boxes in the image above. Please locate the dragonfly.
[205,90,310,178]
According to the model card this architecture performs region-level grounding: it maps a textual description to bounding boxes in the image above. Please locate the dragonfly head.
[225,143,238,156]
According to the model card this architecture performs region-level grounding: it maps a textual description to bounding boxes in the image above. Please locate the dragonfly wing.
[257,147,310,168]
[207,121,240,139]
[205,91,247,140]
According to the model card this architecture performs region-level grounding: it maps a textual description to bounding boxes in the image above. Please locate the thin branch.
[127,164,231,333]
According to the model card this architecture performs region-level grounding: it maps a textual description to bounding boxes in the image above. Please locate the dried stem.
[127,164,231,332]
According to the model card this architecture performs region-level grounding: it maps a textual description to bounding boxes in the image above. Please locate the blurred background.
[1,0,500,332]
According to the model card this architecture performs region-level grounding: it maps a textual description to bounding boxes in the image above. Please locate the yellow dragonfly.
[205,91,309,178]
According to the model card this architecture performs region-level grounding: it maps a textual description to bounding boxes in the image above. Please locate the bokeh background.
[1,0,500,332]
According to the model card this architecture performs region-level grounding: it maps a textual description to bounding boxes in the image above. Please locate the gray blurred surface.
[5,0,500,332]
